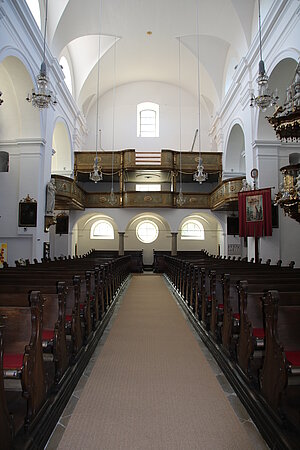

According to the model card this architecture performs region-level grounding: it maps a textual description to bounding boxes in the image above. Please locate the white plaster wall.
[211,1,300,266]
[70,209,225,264]
[85,81,212,152]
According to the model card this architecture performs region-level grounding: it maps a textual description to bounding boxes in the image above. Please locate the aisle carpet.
[58,275,254,450]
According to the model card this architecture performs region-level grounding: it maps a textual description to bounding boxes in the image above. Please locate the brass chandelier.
[250,0,278,111]
[90,4,103,183]
[26,0,57,109]
[193,0,207,184]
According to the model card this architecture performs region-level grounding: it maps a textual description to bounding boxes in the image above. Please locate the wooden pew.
[0,291,47,428]
[0,277,83,363]
[260,290,300,429]
[235,282,300,378]
[0,320,13,450]
[0,269,95,343]
[0,282,69,385]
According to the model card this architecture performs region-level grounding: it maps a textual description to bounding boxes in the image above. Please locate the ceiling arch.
[40,0,257,119]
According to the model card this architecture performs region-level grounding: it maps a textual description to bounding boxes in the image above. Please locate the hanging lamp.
[250,0,278,111]
[26,0,57,109]
[90,7,103,183]
[176,37,186,207]
[108,36,118,205]
[108,36,118,206]
[193,0,207,184]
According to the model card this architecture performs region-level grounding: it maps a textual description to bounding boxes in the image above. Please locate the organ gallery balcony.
[53,150,243,211]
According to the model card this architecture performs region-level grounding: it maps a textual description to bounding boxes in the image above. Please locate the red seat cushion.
[253,328,265,339]
[3,353,23,370]
[233,313,240,320]
[65,314,72,322]
[285,351,300,367]
[42,329,55,341]
[218,304,224,309]
[207,295,212,302]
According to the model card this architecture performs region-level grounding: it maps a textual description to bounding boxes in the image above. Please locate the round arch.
[71,212,119,256]
[177,212,223,255]
[223,122,246,177]
[0,54,41,140]
[126,212,171,265]
[51,118,73,176]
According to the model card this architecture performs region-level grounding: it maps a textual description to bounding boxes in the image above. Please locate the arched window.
[59,56,73,95]
[26,0,41,28]
[136,220,159,243]
[181,220,205,240]
[137,102,159,137]
[90,220,114,240]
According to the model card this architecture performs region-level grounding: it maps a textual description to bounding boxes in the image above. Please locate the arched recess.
[0,55,41,140]
[177,212,223,256]
[71,213,119,256]
[126,212,171,265]
[223,123,246,178]
[257,57,298,141]
[51,119,73,176]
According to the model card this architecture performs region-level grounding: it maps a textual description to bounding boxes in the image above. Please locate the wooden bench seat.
[0,270,95,342]
[0,291,47,429]
[0,282,69,384]
[0,321,13,450]
[260,291,300,429]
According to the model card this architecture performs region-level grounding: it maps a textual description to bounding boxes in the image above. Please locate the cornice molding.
[0,138,46,147]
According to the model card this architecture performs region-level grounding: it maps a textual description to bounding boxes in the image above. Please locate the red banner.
[238,188,272,237]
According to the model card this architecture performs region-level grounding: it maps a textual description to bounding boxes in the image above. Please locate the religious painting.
[238,188,272,237]
[18,197,37,227]
[0,243,7,268]
[56,214,69,235]
[246,194,263,222]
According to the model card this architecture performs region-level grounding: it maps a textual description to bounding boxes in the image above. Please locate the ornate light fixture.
[108,36,118,206]
[90,11,103,183]
[250,0,278,111]
[193,0,207,184]
[89,155,103,183]
[274,153,300,223]
[176,37,186,207]
[267,61,300,142]
[26,0,57,109]
[0,91,3,106]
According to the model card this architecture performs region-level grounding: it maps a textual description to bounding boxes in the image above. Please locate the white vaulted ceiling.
[35,0,261,116]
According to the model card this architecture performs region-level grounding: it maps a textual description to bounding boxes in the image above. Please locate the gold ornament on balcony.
[274,153,300,223]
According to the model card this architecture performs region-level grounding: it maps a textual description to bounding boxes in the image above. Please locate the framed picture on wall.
[18,195,37,227]
[56,214,69,234]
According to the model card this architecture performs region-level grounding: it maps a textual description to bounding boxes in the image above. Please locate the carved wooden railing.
[74,150,222,174]
[210,177,244,210]
[53,175,243,211]
[54,175,85,210]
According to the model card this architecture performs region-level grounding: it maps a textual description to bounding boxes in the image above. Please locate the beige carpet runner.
[58,275,254,450]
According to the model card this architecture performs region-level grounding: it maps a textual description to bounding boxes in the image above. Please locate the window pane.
[91,220,114,240]
[181,220,204,240]
[136,220,159,243]
[137,103,159,137]
[136,184,161,191]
